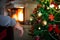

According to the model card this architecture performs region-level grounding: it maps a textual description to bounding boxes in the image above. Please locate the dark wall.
[0,0,7,15]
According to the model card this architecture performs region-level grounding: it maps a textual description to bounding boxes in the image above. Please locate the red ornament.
[48,24,53,32]
[49,14,54,21]
[55,25,60,34]
[48,24,60,34]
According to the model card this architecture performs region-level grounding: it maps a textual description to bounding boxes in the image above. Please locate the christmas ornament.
[49,14,54,21]
[42,20,47,26]
[38,12,42,17]
[48,24,60,40]
[48,24,60,34]
[29,0,60,40]
[48,24,53,32]
[55,25,60,34]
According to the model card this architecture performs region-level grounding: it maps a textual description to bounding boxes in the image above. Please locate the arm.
[0,15,16,27]
[0,15,11,26]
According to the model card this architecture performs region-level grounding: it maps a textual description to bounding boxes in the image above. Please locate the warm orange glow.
[18,9,23,21]
[12,8,23,22]
[12,14,18,21]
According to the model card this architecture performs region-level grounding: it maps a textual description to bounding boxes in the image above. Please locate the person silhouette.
[0,15,24,37]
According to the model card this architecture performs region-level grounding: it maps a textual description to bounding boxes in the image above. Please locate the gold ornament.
[38,12,42,17]
[42,20,47,26]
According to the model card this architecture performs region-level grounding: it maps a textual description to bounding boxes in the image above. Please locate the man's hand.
[14,22,24,37]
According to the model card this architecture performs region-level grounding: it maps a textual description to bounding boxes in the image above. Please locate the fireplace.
[8,8,25,24]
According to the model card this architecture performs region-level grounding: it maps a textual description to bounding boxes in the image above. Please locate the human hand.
[14,22,24,37]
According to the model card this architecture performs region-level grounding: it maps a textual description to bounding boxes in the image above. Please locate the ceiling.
[6,0,36,4]
[4,0,36,9]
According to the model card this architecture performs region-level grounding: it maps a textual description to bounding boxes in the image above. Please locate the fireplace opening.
[7,8,25,24]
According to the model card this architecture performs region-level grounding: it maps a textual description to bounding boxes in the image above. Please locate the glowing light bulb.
[38,27,41,30]
[38,12,42,17]
[30,17,33,21]
[50,4,54,8]
[58,5,60,9]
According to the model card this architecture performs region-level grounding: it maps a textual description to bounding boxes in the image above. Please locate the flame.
[18,9,23,21]
[12,14,18,21]
[12,8,23,22]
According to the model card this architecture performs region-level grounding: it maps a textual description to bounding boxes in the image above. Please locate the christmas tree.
[29,0,60,40]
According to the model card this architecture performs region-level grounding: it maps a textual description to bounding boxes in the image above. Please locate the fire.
[12,14,18,21]
[12,8,23,22]
[18,9,23,21]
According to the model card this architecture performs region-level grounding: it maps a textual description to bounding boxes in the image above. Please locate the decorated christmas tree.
[29,0,60,40]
